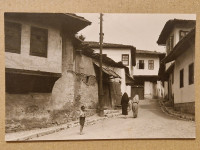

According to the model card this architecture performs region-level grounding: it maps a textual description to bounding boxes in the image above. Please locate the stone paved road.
[31,99,195,140]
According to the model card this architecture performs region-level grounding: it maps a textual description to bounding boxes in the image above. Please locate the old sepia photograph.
[4,13,196,141]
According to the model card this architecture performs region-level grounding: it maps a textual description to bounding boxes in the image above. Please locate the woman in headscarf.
[121,92,129,118]
[130,94,139,118]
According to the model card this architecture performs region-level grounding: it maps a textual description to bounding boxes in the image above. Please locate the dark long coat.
[121,92,129,115]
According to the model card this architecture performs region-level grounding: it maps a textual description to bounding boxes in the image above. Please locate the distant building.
[132,50,165,99]
[157,19,195,114]
[80,44,131,108]
[84,41,136,98]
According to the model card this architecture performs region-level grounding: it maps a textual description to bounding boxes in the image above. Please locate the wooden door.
[103,83,112,108]
[131,86,144,100]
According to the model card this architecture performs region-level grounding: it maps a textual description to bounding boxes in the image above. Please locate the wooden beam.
[6,68,62,78]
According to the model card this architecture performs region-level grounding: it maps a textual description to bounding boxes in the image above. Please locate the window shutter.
[5,22,22,53]
[30,27,48,57]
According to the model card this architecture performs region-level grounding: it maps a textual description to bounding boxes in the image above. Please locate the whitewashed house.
[84,41,136,98]
[80,45,130,108]
[157,19,195,114]
[132,50,165,99]
[5,13,94,132]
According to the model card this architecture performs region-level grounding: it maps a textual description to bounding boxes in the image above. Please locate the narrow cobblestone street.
[30,99,195,140]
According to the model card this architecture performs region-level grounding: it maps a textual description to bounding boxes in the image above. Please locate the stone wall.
[74,54,98,109]
[5,90,97,133]
[6,93,52,132]
[174,102,195,114]
[6,35,99,133]
[74,74,98,108]
[44,38,99,127]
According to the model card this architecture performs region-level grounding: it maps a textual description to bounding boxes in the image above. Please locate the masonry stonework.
[74,54,98,109]
[174,102,195,114]
[6,93,52,132]
[5,35,99,132]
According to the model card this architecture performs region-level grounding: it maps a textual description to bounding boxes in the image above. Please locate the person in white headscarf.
[130,95,139,118]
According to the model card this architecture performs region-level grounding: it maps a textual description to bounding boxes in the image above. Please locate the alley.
[31,99,195,140]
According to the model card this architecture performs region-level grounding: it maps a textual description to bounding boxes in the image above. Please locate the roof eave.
[157,19,196,45]
[4,13,91,33]
[161,28,195,63]
[126,74,134,85]
[64,13,91,25]
[157,19,174,45]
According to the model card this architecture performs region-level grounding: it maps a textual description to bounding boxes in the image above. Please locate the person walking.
[121,92,129,119]
[130,94,139,118]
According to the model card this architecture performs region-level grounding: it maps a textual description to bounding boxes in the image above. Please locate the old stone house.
[80,44,132,108]
[5,13,131,133]
[5,13,96,132]
[132,50,165,99]
[157,19,195,114]
[84,41,135,99]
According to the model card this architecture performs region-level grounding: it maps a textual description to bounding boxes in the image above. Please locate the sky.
[77,13,196,53]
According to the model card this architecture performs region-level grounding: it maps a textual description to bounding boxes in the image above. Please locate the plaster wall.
[94,47,132,97]
[5,18,62,73]
[93,48,133,76]
[165,27,194,54]
[173,43,195,104]
[133,54,160,76]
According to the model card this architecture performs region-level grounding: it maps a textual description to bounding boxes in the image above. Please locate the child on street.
[79,105,86,135]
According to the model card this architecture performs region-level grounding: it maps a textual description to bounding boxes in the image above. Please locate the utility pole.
[99,13,104,117]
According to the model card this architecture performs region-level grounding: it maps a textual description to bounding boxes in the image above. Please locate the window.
[166,39,170,55]
[30,27,48,57]
[180,69,184,88]
[148,60,154,70]
[5,21,22,53]
[122,54,129,66]
[169,35,174,51]
[137,60,144,69]
[179,30,189,40]
[189,63,194,85]
[166,35,174,55]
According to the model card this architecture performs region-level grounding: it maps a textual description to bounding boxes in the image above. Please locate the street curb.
[6,112,121,141]
[159,100,195,121]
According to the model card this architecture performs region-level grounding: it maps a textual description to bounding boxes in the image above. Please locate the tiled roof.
[84,41,135,49]
[136,49,165,55]
[64,13,91,24]
[157,19,196,45]
[84,41,136,66]
[93,62,121,78]
[80,44,127,69]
